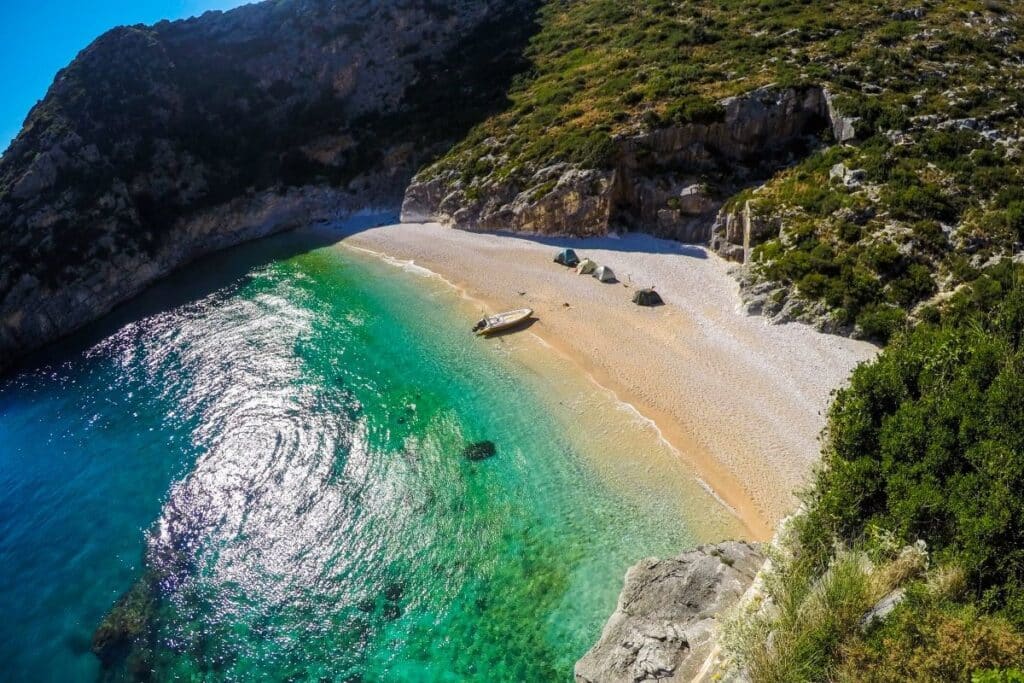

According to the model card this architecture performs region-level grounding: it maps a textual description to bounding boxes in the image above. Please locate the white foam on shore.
[333,221,877,536]
[342,235,745,524]
[531,327,745,522]
[595,374,742,520]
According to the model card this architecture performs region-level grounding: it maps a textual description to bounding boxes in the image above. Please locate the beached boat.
[473,308,533,336]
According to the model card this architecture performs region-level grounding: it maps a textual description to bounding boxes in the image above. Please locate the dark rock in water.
[382,603,402,621]
[92,572,159,669]
[383,582,405,602]
[357,598,376,614]
[462,440,497,461]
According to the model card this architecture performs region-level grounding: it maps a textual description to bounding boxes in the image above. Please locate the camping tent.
[576,258,598,275]
[554,248,580,267]
[632,288,664,306]
[592,265,616,283]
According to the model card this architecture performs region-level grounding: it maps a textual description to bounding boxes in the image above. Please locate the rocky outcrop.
[574,541,764,683]
[710,199,783,264]
[402,85,831,241]
[402,162,614,234]
[824,88,859,143]
[0,0,540,373]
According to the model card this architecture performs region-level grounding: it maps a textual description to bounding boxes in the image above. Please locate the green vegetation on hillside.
[426,0,883,181]
[728,264,1024,680]
[810,263,1024,624]
[424,0,1024,342]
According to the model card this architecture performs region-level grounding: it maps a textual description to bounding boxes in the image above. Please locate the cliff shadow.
[487,229,710,259]
[2,217,392,379]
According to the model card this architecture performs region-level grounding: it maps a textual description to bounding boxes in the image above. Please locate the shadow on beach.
[330,217,710,260]
[489,229,710,259]
[7,211,702,379]
[479,317,539,339]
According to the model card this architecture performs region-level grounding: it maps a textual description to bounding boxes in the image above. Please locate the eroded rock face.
[574,541,764,683]
[403,85,830,242]
[710,200,783,264]
[402,162,614,234]
[0,0,540,373]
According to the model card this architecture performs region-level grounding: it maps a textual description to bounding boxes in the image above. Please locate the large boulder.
[575,541,764,683]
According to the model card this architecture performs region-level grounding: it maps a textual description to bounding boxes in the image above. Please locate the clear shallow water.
[0,226,740,681]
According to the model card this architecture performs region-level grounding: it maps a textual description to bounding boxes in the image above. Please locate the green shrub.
[855,303,906,341]
[808,271,1024,626]
[662,97,726,126]
[837,599,1024,682]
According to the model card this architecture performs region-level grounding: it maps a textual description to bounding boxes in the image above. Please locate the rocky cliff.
[402,85,835,241]
[0,0,539,372]
[574,542,764,683]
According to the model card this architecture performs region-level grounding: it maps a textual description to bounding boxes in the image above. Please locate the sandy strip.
[332,221,877,539]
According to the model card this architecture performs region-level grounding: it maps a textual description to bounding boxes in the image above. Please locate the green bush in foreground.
[805,264,1024,625]
[724,265,1024,681]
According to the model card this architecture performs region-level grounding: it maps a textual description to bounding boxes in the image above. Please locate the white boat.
[472,308,533,336]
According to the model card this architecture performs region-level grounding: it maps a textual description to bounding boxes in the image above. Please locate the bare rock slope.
[402,85,834,242]
[575,541,763,683]
[0,0,538,372]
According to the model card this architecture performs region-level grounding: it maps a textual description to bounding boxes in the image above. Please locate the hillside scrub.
[726,266,1024,680]
[418,0,1024,342]
[805,264,1024,626]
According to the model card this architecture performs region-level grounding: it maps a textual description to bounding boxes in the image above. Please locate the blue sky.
[0,0,250,152]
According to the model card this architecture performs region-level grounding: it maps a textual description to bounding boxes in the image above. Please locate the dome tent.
[592,265,616,283]
[632,288,663,306]
[576,258,598,275]
[554,248,580,267]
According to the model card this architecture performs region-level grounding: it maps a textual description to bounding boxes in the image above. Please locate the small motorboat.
[472,308,533,336]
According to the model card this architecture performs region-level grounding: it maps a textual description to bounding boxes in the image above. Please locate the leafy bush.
[662,97,726,126]
[854,303,906,341]
[806,270,1024,625]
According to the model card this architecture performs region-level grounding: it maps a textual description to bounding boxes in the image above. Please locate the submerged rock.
[574,541,763,683]
[92,571,160,672]
[462,440,497,461]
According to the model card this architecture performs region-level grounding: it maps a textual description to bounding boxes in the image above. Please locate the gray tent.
[576,258,598,275]
[592,265,616,283]
[632,288,664,306]
[554,248,580,267]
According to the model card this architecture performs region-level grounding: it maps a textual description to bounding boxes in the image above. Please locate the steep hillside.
[405,0,1024,341]
[4,1,1024,679]
[0,0,538,371]
[5,0,1023,365]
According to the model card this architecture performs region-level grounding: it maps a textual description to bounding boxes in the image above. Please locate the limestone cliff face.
[574,542,764,683]
[402,85,834,241]
[0,0,538,373]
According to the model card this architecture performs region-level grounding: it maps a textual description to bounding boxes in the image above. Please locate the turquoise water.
[0,226,736,681]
